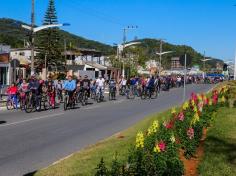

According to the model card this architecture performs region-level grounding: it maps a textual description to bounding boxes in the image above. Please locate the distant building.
[63,48,121,80]
[0,44,10,85]
[171,57,184,70]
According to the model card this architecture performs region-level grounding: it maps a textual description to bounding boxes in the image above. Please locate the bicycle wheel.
[43,96,50,111]
[25,97,34,113]
[109,91,112,101]
[6,99,14,110]
[80,93,86,106]
[64,95,68,111]
[83,92,88,105]
[20,98,26,111]
[141,90,147,100]
[129,89,135,99]
[96,93,100,103]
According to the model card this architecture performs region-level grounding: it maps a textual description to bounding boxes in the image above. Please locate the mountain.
[0,18,223,70]
[0,18,114,54]
[126,38,224,70]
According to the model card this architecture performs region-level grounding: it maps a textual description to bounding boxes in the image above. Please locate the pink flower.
[158,141,166,152]
[213,95,218,105]
[187,128,194,140]
[178,112,185,121]
[191,92,198,104]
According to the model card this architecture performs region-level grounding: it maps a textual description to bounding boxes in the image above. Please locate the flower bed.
[95,85,230,176]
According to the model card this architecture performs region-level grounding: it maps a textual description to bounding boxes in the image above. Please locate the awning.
[0,63,8,67]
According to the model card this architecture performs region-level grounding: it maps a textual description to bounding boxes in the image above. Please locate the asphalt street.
[0,84,214,176]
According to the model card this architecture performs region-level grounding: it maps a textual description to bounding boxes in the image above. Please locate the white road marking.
[0,112,65,128]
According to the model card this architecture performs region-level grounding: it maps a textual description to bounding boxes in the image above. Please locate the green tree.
[37,0,63,71]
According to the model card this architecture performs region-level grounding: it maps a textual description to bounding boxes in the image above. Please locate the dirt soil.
[180,128,207,176]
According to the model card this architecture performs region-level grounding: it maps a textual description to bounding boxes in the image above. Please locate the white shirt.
[121,79,127,86]
[96,78,105,87]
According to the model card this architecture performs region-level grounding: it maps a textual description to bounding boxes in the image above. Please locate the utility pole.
[234,49,236,80]
[64,39,67,62]
[122,28,127,78]
[183,54,187,103]
[203,51,206,79]
[31,0,35,75]
[159,40,163,75]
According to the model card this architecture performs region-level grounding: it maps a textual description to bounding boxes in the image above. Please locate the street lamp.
[201,52,212,79]
[117,42,141,77]
[122,26,138,77]
[22,23,70,76]
[155,39,174,75]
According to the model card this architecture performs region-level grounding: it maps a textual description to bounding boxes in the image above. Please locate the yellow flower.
[209,99,212,106]
[182,101,189,110]
[191,99,195,106]
[147,120,159,136]
[170,135,176,143]
[154,145,161,153]
[171,107,176,114]
[193,105,198,112]
[197,94,202,101]
[191,113,200,125]
[136,132,144,149]
[221,96,226,103]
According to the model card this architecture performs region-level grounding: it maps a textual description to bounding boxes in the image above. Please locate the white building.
[0,44,10,85]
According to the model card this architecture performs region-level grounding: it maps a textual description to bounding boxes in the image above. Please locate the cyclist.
[109,77,116,97]
[147,76,155,96]
[48,81,56,108]
[55,80,63,103]
[63,75,76,103]
[28,75,40,110]
[7,83,18,109]
[96,75,105,97]
[19,79,29,108]
[119,76,127,95]
[81,75,91,97]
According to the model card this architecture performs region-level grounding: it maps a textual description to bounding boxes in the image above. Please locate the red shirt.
[7,86,18,95]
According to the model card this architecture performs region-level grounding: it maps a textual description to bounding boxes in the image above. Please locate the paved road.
[0,84,214,176]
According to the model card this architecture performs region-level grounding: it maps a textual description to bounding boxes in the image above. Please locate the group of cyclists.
[5,73,220,113]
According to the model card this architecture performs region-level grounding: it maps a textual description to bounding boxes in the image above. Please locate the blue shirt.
[63,80,76,91]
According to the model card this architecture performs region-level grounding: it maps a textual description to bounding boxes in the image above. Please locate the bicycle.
[63,90,76,111]
[25,91,41,113]
[119,85,126,96]
[6,94,18,110]
[96,87,104,103]
[109,86,116,101]
[126,86,135,99]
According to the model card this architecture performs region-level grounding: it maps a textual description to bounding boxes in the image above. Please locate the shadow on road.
[0,120,6,124]
[23,170,37,176]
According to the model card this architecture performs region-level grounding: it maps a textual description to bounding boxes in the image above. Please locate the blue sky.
[1,0,236,61]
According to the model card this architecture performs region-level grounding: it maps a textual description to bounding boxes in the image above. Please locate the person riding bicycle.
[7,83,18,109]
[81,75,91,97]
[48,81,56,108]
[96,75,105,97]
[55,80,63,102]
[146,76,155,94]
[19,79,29,98]
[63,75,76,102]
[109,77,116,91]
[28,75,40,110]
[119,76,127,94]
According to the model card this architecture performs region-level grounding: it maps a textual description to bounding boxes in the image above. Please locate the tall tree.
[37,0,63,71]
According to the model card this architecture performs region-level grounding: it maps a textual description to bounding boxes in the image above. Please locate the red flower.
[158,141,166,152]
[165,120,174,129]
